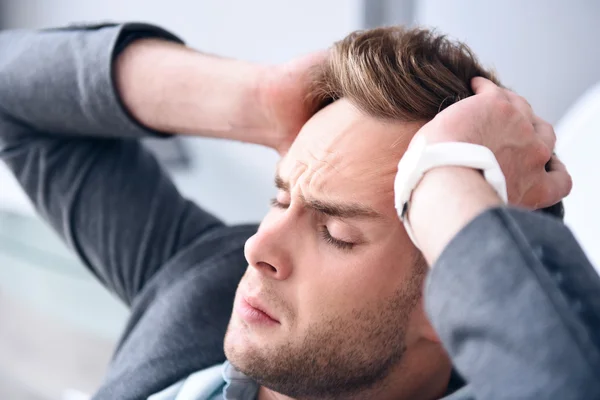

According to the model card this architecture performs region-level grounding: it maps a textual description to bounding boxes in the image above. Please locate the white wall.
[556,84,600,270]
[0,0,364,223]
[414,0,600,125]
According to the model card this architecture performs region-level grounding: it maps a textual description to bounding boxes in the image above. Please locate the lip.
[236,295,280,325]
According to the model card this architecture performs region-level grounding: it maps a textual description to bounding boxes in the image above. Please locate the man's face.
[224,99,432,398]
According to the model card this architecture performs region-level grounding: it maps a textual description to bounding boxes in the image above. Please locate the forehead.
[279,99,423,213]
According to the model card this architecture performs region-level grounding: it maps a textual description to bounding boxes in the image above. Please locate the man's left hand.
[413,77,572,209]
[258,50,328,155]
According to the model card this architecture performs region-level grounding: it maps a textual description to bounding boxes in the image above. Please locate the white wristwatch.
[394,135,508,247]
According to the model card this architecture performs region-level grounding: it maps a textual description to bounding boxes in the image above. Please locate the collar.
[222,361,260,399]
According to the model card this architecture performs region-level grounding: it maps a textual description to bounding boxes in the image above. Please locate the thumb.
[471,77,499,95]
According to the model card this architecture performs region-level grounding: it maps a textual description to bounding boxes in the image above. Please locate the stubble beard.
[225,281,422,400]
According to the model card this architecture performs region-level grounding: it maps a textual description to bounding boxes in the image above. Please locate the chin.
[224,315,261,362]
[225,316,286,377]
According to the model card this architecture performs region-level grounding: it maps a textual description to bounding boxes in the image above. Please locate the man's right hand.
[257,50,328,154]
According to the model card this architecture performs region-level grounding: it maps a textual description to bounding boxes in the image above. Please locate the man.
[0,22,597,400]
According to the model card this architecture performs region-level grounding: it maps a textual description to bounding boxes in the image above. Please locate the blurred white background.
[0,1,598,399]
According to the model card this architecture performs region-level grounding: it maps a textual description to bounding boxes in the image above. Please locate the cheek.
[294,242,412,328]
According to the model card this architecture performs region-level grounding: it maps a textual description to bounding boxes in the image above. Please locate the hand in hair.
[413,77,572,210]
[257,50,329,154]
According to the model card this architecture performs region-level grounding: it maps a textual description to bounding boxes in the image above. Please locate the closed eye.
[271,198,355,251]
[319,226,355,251]
[270,198,289,209]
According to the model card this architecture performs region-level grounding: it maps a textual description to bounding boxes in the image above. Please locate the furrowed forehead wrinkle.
[274,172,382,220]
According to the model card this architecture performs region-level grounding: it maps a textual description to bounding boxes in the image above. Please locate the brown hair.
[309,26,565,221]
[309,26,499,121]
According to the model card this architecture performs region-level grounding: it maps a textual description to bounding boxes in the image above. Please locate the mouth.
[236,295,280,325]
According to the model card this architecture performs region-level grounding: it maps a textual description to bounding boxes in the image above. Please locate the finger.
[295,48,329,69]
[539,156,573,207]
[504,90,534,121]
[296,49,330,85]
[534,116,557,153]
[307,50,329,68]
[545,168,573,204]
[546,155,570,175]
[471,77,501,95]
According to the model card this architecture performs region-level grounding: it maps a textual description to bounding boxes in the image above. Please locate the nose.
[244,213,294,281]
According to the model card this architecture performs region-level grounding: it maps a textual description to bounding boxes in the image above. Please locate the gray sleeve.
[0,23,223,306]
[426,207,600,399]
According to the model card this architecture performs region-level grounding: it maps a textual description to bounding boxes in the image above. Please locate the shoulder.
[96,224,257,399]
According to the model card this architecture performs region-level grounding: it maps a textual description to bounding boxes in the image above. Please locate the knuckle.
[538,143,552,161]
[539,117,556,133]
[524,145,550,173]
[547,125,558,147]
[521,96,533,111]
[496,98,515,118]
[538,117,553,129]
[501,87,515,97]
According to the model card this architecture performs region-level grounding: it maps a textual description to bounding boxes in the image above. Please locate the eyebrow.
[274,174,382,219]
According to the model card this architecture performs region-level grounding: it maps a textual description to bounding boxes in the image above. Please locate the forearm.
[115,38,272,146]
[408,167,502,265]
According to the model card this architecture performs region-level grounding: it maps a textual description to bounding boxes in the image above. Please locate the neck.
[257,341,451,400]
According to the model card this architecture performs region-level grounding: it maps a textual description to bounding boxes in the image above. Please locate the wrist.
[253,65,293,151]
[189,56,267,143]
[220,61,273,145]
[408,166,502,265]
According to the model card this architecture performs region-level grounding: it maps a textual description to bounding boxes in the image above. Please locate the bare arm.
[0,24,255,306]
[115,38,325,153]
[115,38,270,145]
